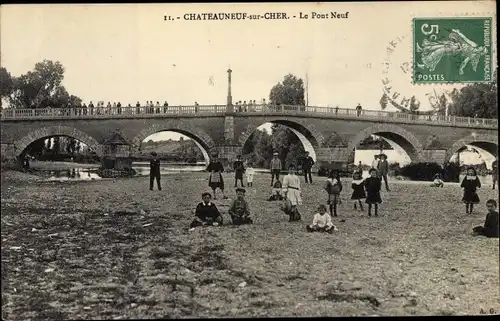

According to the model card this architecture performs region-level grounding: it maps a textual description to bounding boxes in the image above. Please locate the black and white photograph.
[1,2,498,319]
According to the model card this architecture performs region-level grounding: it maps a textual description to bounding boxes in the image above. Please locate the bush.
[317,162,351,177]
[396,162,443,181]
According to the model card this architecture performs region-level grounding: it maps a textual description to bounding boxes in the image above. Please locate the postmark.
[413,17,492,84]
[381,34,451,114]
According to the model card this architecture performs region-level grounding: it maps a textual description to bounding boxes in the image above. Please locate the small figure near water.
[190,192,223,228]
[149,152,161,191]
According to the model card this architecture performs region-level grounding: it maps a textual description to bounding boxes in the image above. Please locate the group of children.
[191,158,498,239]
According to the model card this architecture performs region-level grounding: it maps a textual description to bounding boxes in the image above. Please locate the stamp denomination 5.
[413,17,493,84]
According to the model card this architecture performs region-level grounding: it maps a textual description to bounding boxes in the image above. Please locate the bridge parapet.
[1,104,497,129]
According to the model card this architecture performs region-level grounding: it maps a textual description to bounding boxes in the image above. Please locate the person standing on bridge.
[233,155,246,188]
[356,103,363,117]
[270,152,282,186]
[149,152,162,191]
[492,156,498,190]
[163,101,169,113]
[301,151,315,184]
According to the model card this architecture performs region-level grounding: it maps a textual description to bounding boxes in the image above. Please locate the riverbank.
[1,170,499,319]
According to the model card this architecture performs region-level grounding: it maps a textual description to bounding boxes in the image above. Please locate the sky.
[1,1,496,143]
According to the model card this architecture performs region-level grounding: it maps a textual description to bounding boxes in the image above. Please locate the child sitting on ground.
[268,179,283,201]
[228,188,254,225]
[472,199,499,238]
[430,173,444,187]
[306,204,338,233]
[190,192,223,228]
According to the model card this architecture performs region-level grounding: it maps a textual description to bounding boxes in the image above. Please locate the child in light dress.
[246,163,255,187]
[282,164,302,222]
[306,204,338,233]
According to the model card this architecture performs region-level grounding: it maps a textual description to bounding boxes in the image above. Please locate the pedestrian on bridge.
[356,103,363,117]
[149,152,162,191]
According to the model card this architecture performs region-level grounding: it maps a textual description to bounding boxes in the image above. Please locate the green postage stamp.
[413,17,492,84]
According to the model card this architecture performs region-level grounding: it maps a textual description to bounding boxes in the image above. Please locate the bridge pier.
[313,147,350,173]
[422,149,448,165]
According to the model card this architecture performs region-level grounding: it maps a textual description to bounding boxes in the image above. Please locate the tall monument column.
[227,68,233,113]
[222,68,237,163]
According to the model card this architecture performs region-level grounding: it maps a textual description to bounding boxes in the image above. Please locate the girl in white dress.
[282,164,302,221]
[246,163,255,187]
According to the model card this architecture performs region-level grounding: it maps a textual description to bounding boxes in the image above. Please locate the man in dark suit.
[301,151,315,184]
[377,154,390,191]
[150,152,161,191]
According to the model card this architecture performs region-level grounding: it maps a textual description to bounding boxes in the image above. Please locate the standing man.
[270,152,282,186]
[149,152,162,191]
[301,151,315,184]
[356,103,363,117]
[377,154,390,191]
[492,156,498,190]
[233,155,246,187]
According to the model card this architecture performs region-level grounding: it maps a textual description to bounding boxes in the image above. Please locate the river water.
[33,162,494,186]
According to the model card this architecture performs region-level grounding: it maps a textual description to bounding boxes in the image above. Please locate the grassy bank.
[1,170,499,319]
[27,161,101,171]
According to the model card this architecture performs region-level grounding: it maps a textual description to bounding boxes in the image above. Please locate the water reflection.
[33,165,494,185]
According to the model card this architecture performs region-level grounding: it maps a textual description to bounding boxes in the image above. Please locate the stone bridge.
[1,104,498,168]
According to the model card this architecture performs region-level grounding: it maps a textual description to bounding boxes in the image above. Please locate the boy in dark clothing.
[149,152,161,191]
[473,199,499,238]
[229,188,253,225]
[233,155,246,187]
[302,151,315,184]
[190,192,223,228]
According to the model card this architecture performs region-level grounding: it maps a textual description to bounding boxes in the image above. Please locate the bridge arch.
[13,126,102,157]
[131,120,216,164]
[446,133,498,167]
[346,123,425,163]
[237,118,325,162]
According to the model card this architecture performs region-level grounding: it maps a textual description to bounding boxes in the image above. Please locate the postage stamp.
[413,17,493,84]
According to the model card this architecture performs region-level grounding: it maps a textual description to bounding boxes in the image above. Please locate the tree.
[269,74,305,105]
[0,67,14,108]
[379,92,389,110]
[6,60,82,109]
[448,72,497,118]
[409,95,420,114]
